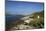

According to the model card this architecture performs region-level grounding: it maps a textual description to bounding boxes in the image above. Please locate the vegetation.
[29,10,44,28]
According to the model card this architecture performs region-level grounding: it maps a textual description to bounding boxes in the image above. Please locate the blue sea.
[6,15,24,23]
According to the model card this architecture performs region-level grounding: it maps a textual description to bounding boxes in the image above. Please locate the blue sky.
[6,1,44,15]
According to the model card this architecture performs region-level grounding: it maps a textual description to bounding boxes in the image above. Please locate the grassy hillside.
[29,10,44,28]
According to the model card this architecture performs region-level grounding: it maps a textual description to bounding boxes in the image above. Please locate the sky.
[8,0,44,2]
[6,1,44,15]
